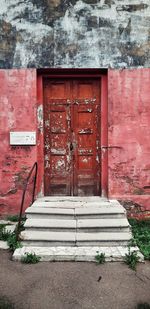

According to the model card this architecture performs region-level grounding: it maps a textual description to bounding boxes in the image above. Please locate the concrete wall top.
[0,0,150,69]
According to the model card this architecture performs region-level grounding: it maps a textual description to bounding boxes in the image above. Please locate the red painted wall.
[0,68,150,216]
[108,68,150,212]
[0,69,37,216]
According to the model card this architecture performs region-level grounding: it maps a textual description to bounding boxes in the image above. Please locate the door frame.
[37,69,108,197]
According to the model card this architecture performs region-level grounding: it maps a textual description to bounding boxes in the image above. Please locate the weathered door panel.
[72,80,101,195]
[44,78,101,196]
[44,80,72,195]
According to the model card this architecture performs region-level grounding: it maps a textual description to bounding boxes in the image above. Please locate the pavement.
[0,250,150,309]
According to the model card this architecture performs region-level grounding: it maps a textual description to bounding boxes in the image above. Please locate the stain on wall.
[0,68,150,214]
[0,20,17,68]
[108,68,150,211]
[0,69,37,215]
[0,0,149,68]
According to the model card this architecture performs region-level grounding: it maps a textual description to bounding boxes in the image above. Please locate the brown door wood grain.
[44,78,101,196]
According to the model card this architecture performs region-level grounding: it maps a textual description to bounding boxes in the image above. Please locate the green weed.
[136,303,150,309]
[0,225,21,251]
[124,246,140,270]
[129,219,150,260]
[95,252,106,264]
[0,224,7,240]
[0,296,14,309]
[7,215,26,222]
[21,252,41,264]
[7,233,22,252]
[0,225,12,241]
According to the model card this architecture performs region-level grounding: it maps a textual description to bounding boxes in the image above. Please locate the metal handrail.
[16,162,38,240]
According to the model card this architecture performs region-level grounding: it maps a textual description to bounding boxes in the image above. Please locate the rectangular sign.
[10,132,36,145]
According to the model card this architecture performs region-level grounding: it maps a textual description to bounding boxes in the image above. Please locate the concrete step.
[77,218,130,232]
[13,246,144,262]
[32,201,112,208]
[24,218,76,232]
[75,206,126,219]
[20,230,132,247]
[26,207,75,219]
[26,205,126,220]
[24,218,130,233]
[76,232,132,246]
[20,198,131,249]
[31,197,117,209]
[20,231,76,246]
[36,196,108,202]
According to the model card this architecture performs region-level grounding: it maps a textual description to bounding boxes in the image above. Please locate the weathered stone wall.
[0,0,149,69]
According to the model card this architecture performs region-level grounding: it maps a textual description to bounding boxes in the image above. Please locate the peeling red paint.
[108,68,150,211]
[0,69,37,215]
[0,68,150,216]
[43,78,101,196]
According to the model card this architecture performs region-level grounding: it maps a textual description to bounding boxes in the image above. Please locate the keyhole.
[70,142,73,151]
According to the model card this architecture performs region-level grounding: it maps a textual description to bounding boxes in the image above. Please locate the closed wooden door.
[44,78,101,196]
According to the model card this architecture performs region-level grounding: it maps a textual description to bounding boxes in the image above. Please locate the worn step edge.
[26,214,126,220]
[20,231,132,241]
[76,232,132,241]
[21,241,76,247]
[13,246,144,262]
[36,197,108,201]
[24,218,129,228]
[77,218,129,228]
[25,207,75,215]
[25,214,126,221]
[25,228,130,233]
[31,202,122,209]
[24,219,76,229]
[26,206,125,215]
[21,240,131,247]
[75,207,125,215]
[24,226,130,233]
[20,231,76,241]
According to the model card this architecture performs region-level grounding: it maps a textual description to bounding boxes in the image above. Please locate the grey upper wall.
[0,0,150,69]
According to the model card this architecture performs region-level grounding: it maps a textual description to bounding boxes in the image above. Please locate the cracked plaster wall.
[0,69,37,215]
[108,68,150,213]
[0,0,150,68]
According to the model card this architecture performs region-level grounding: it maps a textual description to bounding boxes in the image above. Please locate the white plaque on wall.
[10,132,36,145]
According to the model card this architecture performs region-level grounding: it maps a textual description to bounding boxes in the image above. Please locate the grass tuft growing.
[129,219,150,260]
[7,232,22,252]
[95,252,106,264]
[0,225,22,252]
[7,215,26,222]
[0,296,14,309]
[124,246,140,270]
[21,252,41,264]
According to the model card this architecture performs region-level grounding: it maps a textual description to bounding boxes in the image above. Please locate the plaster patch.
[37,104,43,133]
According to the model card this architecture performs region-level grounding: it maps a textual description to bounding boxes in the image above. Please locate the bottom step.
[13,246,144,262]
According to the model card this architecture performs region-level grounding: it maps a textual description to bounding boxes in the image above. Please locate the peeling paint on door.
[44,78,101,196]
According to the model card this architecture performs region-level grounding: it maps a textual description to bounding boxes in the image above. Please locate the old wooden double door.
[44,77,101,196]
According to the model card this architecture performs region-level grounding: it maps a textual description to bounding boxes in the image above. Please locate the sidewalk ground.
[0,250,150,309]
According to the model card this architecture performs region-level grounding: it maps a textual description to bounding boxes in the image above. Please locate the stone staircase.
[13,197,143,262]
